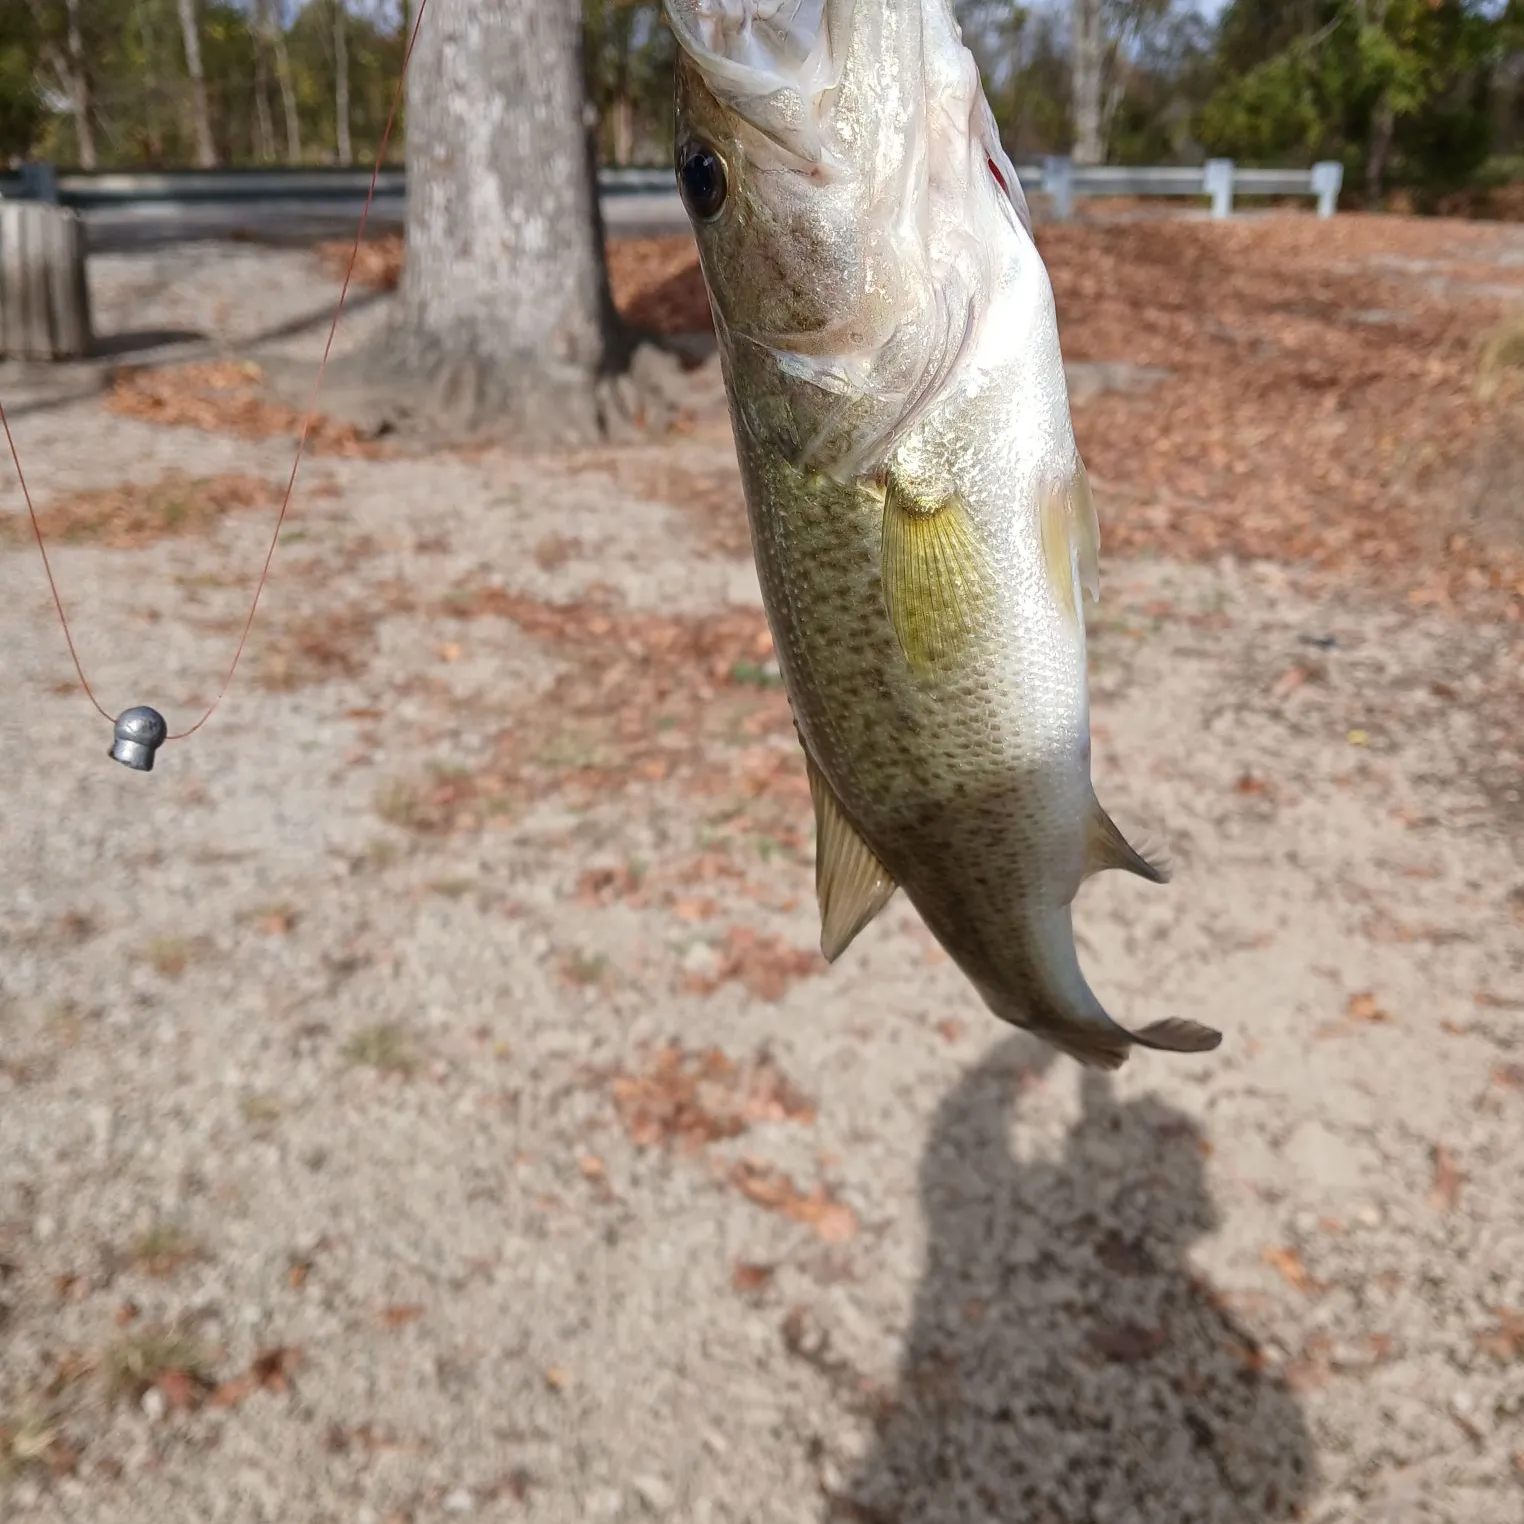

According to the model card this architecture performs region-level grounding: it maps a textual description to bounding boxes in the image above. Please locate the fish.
[663,0,1221,1069]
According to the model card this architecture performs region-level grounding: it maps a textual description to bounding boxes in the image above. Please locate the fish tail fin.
[1033,1010,1221,1069]
[1127,1017,1224,1055]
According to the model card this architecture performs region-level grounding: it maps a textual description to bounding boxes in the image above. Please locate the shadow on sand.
[835,1040,1315,1524]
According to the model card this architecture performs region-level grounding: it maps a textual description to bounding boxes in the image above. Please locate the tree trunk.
[333,0,353,167]
[1366,91,1396,204]
[252,0,275,162]
[384,0,634,442]
[268,3,303,162]
[176,0,217,168]
[64,0,96,170]
[1071,0,1104,166]
[1066,0,1103,165]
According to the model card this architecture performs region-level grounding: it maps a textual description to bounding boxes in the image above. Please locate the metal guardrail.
[1030,158,1344,219]
[0,156,1345,221]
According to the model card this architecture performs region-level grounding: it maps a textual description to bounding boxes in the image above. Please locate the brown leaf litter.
[105,361,390,457]
[1474,1309,1524,1363]
[683,924,822,1002]
[729,1160,858,1243]
[543,222,1524,619]
[384,585,799,833]
[610,1043,815,1154]
[0,472,278,550]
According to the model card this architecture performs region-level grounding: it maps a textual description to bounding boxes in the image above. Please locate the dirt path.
[1,221,1521,1524]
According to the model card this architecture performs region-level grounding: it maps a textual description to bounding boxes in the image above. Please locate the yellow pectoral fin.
[880,477,997,670]
[1071,460,1101,605]
[1039,461,1102,628]
[806,753,898,962]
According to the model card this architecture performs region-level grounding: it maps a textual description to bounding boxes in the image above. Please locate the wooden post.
[0,200,93,360]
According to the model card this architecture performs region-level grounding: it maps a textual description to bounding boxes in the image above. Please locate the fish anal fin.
[807,753,898,962]
[881,475,996,671]
[1084,798,1171,884]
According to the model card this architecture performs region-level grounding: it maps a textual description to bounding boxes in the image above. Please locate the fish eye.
[678,144,728,221]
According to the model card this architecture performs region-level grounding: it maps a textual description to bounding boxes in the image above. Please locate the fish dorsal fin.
[881,474,997,671]
[1039,461,1101,626]
[806,751,898,961]
[1084,797,1171,884]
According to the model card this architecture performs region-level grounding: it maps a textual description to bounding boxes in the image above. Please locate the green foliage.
[0,8,43,161]
[1197,0,1502,195]
[0,0,1518,205]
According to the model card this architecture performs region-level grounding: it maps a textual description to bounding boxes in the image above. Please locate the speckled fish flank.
[664,0,1221,1067]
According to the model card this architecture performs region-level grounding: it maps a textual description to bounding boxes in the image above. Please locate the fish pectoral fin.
[1128,1018,1223,1054]
[1072,460,1101,604]
[806,753,898,962]
[881,475,997,670]
[1084,797,1171,884]
[1039,460,1102,625]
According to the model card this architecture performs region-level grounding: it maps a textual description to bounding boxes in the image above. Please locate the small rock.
[633,1473,674,1513]
[443,1488,474,1514]
[682,942,720,977]
[141,1386,166,1422]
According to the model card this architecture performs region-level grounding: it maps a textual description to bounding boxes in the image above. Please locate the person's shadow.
[836,1041,1315,1523]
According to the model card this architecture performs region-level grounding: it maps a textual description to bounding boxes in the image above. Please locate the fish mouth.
[665,0,851,168]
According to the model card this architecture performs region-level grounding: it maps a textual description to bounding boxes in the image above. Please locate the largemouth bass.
[664,0,1220,1068]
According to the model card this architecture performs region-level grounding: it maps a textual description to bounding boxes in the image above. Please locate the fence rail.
[0,157,1345,221]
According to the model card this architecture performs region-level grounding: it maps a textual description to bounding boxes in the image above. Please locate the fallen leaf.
[1346,992,1390,1023]
[935,1018,965,1043]
[1429,1144,1463,1212]
[251,1346,300,1393]
[154,1367,204,1411]
[1086,1322,1168,1362]
[1262,1245,1316,1293]
[729,1161,857,1243]
[542,1366,570,1391]
[577,1153,606,1180]
[1473,1310,1524,1363]
[732,1262,776,1295]
[378,1303,424,1328]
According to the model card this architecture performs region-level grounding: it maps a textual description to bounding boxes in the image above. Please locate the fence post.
[1043,156,1074,222]
[1310,161,1344,219]
[16,161,60,204]
[0,201,93,360]
[1203,159,1234,220]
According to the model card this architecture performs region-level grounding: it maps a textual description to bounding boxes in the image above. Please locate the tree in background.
[0,0,1520,205]
[1072,0,1104,163]
[583,0,674,166]
[176,0,217,167]
[0,7,44,163]
[319,0,673,446]
[1198,0,1499,201]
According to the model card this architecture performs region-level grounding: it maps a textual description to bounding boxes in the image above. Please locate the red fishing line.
[0,0,431,758]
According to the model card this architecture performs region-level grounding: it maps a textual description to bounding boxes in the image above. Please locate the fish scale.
[668,0,1221,1067]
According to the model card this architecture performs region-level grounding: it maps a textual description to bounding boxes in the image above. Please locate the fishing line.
[0,0,430,773]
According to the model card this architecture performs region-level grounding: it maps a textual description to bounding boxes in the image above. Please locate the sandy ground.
[0,222,1522,1524]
